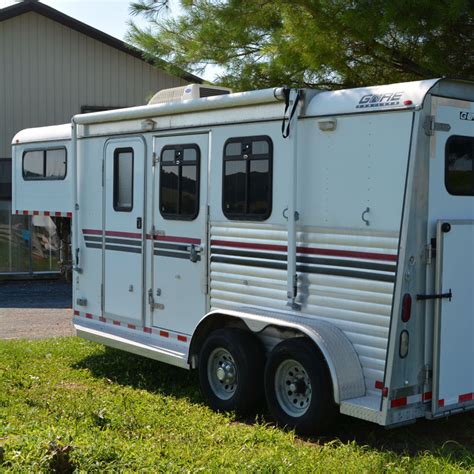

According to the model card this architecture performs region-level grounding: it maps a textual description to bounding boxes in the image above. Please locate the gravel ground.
[0,280,74,340]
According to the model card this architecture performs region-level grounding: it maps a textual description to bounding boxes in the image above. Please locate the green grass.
[1,338,474,472]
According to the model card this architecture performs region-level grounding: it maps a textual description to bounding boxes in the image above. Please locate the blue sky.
[0,0,217,80]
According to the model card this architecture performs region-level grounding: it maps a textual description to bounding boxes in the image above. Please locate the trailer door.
[151,133,208,336]
[428,96,474,416]
[103,137,146,324]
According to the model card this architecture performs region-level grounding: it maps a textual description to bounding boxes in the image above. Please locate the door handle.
[136,217,142,229]
[187,244,202,262]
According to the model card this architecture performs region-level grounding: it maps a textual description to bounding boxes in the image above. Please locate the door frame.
[102,135,148,325]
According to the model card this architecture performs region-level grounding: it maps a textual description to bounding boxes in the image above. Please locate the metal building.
[0,0,198,276]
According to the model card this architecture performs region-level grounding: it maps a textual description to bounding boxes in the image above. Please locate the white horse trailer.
[12,79,474,433]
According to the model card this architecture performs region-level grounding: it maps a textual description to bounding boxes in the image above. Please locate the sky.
[0,0,217,81]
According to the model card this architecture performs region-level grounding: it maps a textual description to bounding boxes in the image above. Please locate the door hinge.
[152,152,159,167]
[101,159,105,187]
[424,238,436,265]
[100,283,104,309]
[423,115,451,136]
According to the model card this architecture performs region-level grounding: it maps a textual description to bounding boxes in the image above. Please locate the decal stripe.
[211,239,397,262]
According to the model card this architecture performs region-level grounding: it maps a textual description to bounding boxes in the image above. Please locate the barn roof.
[0,0,202,84]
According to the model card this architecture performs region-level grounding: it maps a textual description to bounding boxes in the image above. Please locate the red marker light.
[401,293,412,322]
[403,100,413,106]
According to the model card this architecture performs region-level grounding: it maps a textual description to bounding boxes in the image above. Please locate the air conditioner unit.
[148,84,232,105]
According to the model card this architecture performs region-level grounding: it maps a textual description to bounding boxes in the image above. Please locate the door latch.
[136,217,142,229]
[188,244,202,262]
[417,289,452,302]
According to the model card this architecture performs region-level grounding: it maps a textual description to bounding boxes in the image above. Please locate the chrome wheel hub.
[275,359,312,417]
[207,348,238,400]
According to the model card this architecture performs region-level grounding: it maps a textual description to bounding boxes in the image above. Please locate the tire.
[264,337,336,435]
[198,327,265,414]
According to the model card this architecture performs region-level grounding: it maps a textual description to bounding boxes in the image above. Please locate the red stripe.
[106,230,142,239]
[44,211,50,216]
[23,210,28,215]
[177,335,187,342]
[151,234,201,245]
[143,327,152,334]
[113,320,121,326]
[82,229,103,235]
[67,212,72,218]
[85,313,93,319]
[15,210,19,215]
[127,323,136,330]
[375,380,383,390]
[55,212,61,217]
[99,316,106,322]
[423,391,432,402]
[390,397,407,408]
[459,393,473,403]
[33,210,39,215]
[438,399,445,408]
[211,240,397,262]
[73,310,79,316]
[160,330,169,338]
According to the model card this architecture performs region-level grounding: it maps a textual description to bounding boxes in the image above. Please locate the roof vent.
[148,84,232,105]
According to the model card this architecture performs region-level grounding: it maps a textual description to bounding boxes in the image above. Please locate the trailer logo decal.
[460,111,474,121]
[356,92,403,109]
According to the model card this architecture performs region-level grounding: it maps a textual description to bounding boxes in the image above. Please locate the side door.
[104,137,146,325]
[151,133,208,336]
[428,96,474,415]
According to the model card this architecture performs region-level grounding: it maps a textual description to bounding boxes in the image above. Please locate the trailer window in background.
[23,148,67,180]
[445,135,474,195]
[160,144,200,220]
[113,148,134,212]
[223,136,272,220]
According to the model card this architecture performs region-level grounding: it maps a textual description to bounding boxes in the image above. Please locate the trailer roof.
[12,124,71,145]
[306,78,441,117]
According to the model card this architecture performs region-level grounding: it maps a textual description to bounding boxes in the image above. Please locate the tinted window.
[445,135,474,195]
[0,158,12,200]
[223,136,272,220]
[159,145,200,220]
[113,148,134,212]
[23,148,66,180]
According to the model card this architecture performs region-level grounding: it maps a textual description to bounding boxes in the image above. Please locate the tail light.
[399,330,409,358]
[401,293,412,322]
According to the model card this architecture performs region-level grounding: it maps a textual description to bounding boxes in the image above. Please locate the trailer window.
[445,135,474,195]
[113,148,134,212]
[160,144,200,220]
[223,136,272,220]
[23,148,67,180]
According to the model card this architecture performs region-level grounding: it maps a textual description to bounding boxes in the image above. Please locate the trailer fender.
[190,309,365,404]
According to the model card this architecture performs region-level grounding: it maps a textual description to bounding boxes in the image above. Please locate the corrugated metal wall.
[0,11,187,158]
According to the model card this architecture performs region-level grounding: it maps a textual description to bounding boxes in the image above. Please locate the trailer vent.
[148,84,232,105]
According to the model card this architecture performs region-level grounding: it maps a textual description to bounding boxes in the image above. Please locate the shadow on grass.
[75,346,474,461]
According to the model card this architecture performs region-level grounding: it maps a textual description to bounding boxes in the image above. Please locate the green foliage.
[127,0,473,90]
[1,337,474,471]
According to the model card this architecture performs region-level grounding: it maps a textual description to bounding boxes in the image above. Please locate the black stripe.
[154,250,199,261]
[105,237,142,247]
[212,248,396,273]
[84,235,102,242]
[154,242,189,252]
[106,245,142,254]
[85,242,102,249]
[211,256,395,282]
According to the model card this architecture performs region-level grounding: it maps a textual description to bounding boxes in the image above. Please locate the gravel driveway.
[0,280,74,340]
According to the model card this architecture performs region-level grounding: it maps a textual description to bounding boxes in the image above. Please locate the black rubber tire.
[264,337,336,435]
[198,327,265,414]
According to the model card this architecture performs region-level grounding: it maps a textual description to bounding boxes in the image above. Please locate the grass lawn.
[1,337,474,472]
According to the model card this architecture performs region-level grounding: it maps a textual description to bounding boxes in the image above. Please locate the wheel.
[264,337,335,434]
[198,327,264,414]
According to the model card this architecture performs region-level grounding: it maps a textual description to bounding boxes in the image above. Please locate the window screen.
[0,158,12,200]
[22,148,66,180]
[113,148,134,212]
[223,136,272,220]
[160,145,200,220]
[445,135,474,196]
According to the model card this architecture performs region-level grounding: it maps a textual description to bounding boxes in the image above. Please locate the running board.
[75,322,189,369]
[340,395,383,424]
